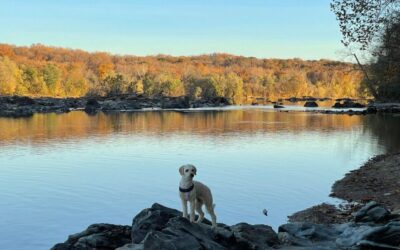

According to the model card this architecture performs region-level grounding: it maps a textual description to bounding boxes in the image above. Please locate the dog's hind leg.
[195,199,205,223]
[206,204,217,229]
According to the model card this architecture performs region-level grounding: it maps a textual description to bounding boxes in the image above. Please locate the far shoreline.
[1,94,400,118]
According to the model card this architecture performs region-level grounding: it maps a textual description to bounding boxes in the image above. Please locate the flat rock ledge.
[51,202,400,250]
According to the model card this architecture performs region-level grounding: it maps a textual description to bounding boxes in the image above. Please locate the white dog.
[178,164,217,228]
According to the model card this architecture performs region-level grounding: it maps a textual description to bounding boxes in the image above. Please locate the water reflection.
[0,109,388,145]
[362,114,400,153]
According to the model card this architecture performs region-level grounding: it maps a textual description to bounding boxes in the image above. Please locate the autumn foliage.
[0,44,366,103]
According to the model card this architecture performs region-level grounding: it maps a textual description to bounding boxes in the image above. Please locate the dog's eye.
[185,169,189,172]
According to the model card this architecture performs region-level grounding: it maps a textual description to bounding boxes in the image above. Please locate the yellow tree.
[0,57,22,95]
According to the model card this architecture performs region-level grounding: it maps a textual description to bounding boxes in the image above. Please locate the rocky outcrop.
[52,202,400,250]
[0,95,232,118]
[127,203,278,250]
[51,224,131,250]
[280,201,400,249]
[286,97,320,103]
[332,100,366,108]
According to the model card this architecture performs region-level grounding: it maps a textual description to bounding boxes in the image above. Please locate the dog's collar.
[179,183,194,193]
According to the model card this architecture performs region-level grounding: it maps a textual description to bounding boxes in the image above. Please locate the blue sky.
[0,0,345,60]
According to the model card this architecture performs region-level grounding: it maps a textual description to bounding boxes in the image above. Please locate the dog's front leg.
[189,200,195,223]
[181,199,188,219]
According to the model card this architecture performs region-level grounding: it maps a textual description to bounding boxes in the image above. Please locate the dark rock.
[332,102,343,108]
[130,203,280,250]
[366,106,378,114]
[86,98,100,106]
[0,107,34,118]
[362,221,400,247]
[210,97,231,106]
[304,101,318,107]
[131,203,181,244]
[8,96,35,105]
[336,221,400,249]
[231,223,279,249]
[84,98,101,114]
[278,222,338,243]
[161,96,190,109]
[160,217,226,250]
[142,230,202,250]
[116,243,143,250]
[273,104,284,108]
[51,223,131,250]
[353,201,391,223]
[332,100,366,108]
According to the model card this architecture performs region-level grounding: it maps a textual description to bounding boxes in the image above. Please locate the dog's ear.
[193,166,197,175]
[179,166,184,176]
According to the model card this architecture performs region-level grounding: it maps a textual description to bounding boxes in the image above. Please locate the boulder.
[304,101,318,107]
[231,223,279,249]
[361,221,400,247]
[84,98,101,114]
[353,201,391,223]
[51,223,131,250]
[332,100,366,108]
[131,203,181,244]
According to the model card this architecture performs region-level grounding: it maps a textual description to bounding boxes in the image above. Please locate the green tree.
[103,74,126,96]
[43,64,61,96]
[224,73,243,104]
[21,66,48,96]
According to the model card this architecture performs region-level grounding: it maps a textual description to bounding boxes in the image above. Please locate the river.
[1,106,400,250]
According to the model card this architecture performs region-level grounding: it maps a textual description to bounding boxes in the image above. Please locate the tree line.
[0,44,366,103]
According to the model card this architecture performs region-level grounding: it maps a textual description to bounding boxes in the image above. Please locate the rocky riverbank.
[51,202,400,250]
[0,95,231,118]
[51,153,400,250]
[331,153,400,212]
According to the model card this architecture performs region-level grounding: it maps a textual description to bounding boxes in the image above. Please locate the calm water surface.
[1,106,400,250]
